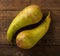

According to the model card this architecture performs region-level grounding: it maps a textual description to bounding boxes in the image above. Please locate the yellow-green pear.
[16,12,51,49]
[7,5,43,42]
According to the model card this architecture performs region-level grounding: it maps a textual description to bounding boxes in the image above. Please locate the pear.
[16,12,51,49]
[7,5,43,42]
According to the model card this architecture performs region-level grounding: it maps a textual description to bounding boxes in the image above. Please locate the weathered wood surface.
[0,45,60,56]
[0,0,30,11]
[0,0,60,56]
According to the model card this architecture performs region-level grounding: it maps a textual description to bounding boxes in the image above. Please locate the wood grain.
[0,0,30,11]
[0,45,60,56]
[31,0,60,10]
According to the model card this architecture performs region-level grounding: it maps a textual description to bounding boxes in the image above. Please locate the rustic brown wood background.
[0,0,60,56]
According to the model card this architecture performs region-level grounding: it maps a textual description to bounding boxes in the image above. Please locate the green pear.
[16,12,51,49]
[7,5,43,42]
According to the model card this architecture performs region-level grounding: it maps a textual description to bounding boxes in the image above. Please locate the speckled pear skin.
[7,5,43,42]
[16,12,51,49]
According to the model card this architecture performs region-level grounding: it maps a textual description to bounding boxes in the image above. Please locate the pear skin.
[7,5,43,42]
[16,12,51,49]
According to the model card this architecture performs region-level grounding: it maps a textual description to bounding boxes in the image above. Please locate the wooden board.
[0,0,60,56]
